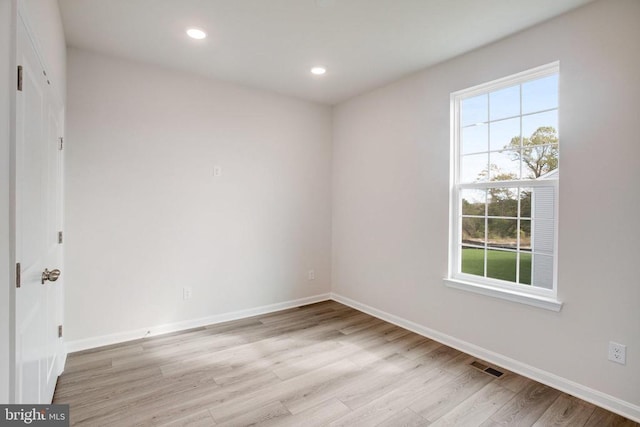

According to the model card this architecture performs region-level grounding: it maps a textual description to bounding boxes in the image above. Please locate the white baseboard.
[330,292,640,423]
[65,293,331,353]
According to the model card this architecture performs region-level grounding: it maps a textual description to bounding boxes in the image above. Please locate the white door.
[14,12,64,404]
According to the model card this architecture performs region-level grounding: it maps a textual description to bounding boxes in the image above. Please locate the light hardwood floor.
[53,301,638,426]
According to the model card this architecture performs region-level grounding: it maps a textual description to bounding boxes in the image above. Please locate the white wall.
[333,0,640,413]
[65,48,332,342]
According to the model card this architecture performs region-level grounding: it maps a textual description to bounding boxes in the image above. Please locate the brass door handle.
[42,268,61,285]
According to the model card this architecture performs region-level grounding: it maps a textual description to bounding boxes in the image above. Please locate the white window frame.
[445,62,563,312]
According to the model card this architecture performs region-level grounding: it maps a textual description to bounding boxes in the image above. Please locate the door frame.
[1,0,17,405]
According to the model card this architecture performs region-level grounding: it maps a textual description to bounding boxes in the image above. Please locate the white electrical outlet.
[183,287,193,300]
[608,341,626,365]
[213,166,222,177]
[308,270,315,280]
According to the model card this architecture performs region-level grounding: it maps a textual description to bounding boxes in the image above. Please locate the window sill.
[443,278,563,312]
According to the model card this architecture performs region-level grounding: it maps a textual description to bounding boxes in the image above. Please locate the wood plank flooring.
[53,301,638,426]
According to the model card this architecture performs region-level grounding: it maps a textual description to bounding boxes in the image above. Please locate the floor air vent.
[470,361,504,378]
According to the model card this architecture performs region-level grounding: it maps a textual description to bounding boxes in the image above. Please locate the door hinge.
[58,137,63,150]
[58,325,63,338]
[16,263,21,288]
[17,65,23,91]
[58,231,63,244]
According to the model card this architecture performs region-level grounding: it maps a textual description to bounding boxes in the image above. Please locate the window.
[446,63,562,311]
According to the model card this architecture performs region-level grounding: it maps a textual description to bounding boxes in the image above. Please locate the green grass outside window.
[461,248,532,285]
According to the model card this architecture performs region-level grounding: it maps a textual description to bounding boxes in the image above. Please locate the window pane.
[462,125,488,154]
[461,189,485,216]
[490,85,520,120]
[486,249,517,282]
[490,117,520,152]
[462,217,485,245]
[519,253,532,285]
[521,144,558,179]
[532,253,554,289]
[488,187,518,217]
[532,186,555,219]
[489,150,520,180]
[533,219,555,254]
[488,218,518,249]
[522,110,558,139]
[461,246,484,276]
[460,153,488,183]
[520,219,531,250]
[461,94,488,127]
[522,74,558,114]
[520,188,532,218]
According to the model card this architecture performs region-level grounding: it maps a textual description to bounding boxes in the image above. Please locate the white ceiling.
[58,0,594,105]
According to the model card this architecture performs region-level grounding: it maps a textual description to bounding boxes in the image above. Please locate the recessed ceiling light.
[311,67,327,75]
[186,28,207,40]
